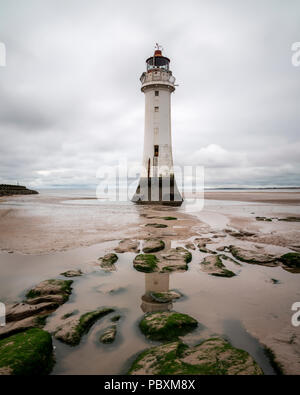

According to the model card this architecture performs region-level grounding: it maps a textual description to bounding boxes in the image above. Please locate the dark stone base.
[132,176,183,206]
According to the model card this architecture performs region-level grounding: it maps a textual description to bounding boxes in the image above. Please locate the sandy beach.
[0,189,300,374]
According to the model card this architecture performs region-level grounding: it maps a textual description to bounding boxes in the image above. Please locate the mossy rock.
[145,223,168,228]
[111,315,121,322]
[139,311,197,341]
[55,308,114,346]
[200,255,236,278]
[99,253,119,270]
[60,269,82,277]
[133,254,158,273]
[128,338,263,375]
[0,328,54,375]
[161,217,177,220]
[99,325,117,344]
[280,252,300,268]
[26,279,73,302]
[143,239,165,253]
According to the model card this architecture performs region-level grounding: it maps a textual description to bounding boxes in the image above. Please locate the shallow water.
[0,190,300,374]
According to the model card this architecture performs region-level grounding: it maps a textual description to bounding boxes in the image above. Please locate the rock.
[216,246,226,252]
[256,216,272,222]
[160,247,192,272]
[185,243,196,250]
[262,326,300,375]
[133,254,159,273]
[279,252,300,271]
[26,279,73,302]
[142,239,165,253]
[54,308,114,346]
[0,316,44,339]
[200,255,236,277]
[99,253,118,271]
[229,246,277,266]
[195,237,213,248]
[145,223,168,228]
[99,326,117,343]
[0,279,73,339]
[111,315,121,322]
[199,247,216,254]
[218,254,242,266]
[139,311,197,341]
[226,230,256,238]
[0,328,53,375]
[26,294,66,305]
[278,216,300,222]
[5,302,59,323]
[115,239,139,253]
[128,338,263,375]
[60,269,82,277]
[150,291,182,303]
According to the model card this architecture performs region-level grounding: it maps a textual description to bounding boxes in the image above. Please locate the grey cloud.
[0,0,299,188]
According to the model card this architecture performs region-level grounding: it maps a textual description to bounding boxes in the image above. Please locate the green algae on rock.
[60,270,82,277]
[150,291,182,303]
[229,245,277,266]
[99,253,119,271]
[55,308,114,346]
[139,311,197,341]
[0,328,54,375]
[99,325,117,344]
[200,255,236,278]
[142,238,165,253]
[133,254,159,273]
[128,338,263,375]
[145,223,168,228]
[26,279,73,302]
[279,252,300,269]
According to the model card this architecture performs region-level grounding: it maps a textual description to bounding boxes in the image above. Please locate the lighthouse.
[132,45,183,206]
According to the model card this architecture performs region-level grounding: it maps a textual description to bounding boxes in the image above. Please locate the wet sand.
[0,190,299,374]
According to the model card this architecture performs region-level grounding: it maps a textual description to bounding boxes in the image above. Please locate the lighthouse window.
[154,106,159,112]
[155,91,159,96]
[154,145,159,157]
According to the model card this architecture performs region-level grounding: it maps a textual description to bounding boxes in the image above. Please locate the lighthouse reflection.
[141,272,172,313]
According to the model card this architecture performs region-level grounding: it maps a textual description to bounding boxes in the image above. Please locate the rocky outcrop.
[115,239,139,253]
[0,184,38,197]
[99,326,117,343]
[200,255,236,277]
[133,254,159,273]
[54,308,114,346]
[128,338,263,375]
[150,291,181,303]
[145,223,168,228]
[139,311,197,341]
[0,328,53,375]
[142,239,165,253]
[279,252,300,272]
[195,238,213,248]
[98,253,118,271]
[26,279,73,301]
[160,247,192,272]
[60,270,82,277]
[229,245,277,266]
[185,242,196,250]
[0,279,73,339]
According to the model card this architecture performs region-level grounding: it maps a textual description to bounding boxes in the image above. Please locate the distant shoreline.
[0,184,38,197]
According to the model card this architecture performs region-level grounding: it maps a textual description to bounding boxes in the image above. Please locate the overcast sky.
[0,0,299,189]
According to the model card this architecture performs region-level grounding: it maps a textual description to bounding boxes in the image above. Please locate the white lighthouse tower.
[132,45,183,206]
